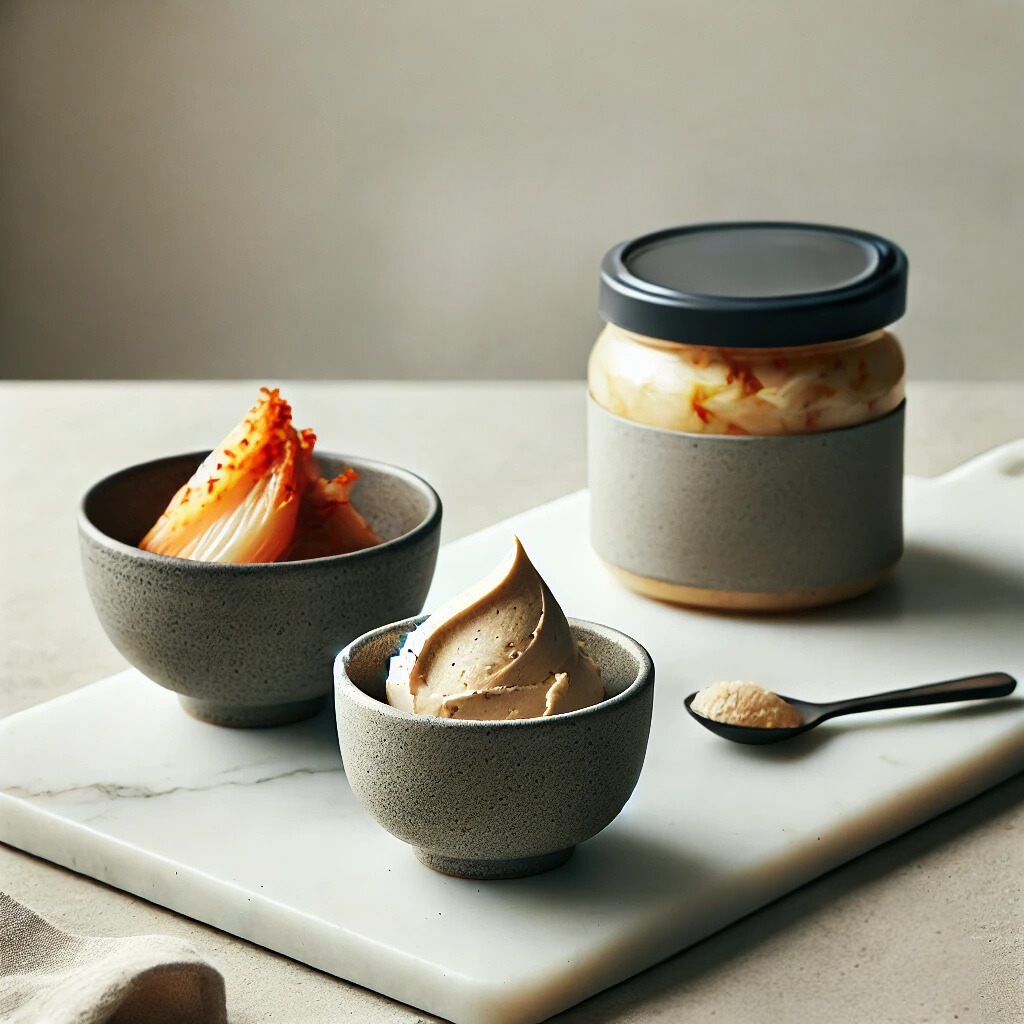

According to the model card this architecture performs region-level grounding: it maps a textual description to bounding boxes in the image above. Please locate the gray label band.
[588,398,904,594]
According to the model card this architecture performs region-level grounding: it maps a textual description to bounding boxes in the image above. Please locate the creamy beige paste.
[691,680,803,729]
[386,538,604,720]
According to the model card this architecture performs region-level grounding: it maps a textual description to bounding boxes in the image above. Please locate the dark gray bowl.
[334,615,654,879]
[80,451,442,727]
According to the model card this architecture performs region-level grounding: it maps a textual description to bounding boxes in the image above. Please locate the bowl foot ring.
[178,694,327,728]
[414,846,575,880]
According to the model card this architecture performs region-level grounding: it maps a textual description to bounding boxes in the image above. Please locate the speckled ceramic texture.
[79,452,442,727]
[334,616,654,879]
[588,397,904,600]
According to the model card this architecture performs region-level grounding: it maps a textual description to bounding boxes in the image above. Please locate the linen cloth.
[0,891,226,1024]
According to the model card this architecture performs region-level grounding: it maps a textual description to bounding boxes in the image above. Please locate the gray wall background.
[1,1,1021,380]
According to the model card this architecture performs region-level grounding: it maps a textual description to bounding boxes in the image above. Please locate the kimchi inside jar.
[588,323,905,436]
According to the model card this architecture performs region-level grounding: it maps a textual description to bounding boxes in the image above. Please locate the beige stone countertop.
[2,380,1023,1023]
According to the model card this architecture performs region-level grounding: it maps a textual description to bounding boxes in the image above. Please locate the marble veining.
[6,766,344,804]
[2,440,1023,1024]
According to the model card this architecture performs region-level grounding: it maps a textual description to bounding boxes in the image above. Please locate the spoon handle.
[819,672,1016,720]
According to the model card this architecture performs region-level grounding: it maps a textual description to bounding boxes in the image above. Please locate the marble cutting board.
[2,439,1024,1024]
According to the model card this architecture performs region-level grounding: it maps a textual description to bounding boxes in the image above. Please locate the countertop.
[2,380,1023,1023]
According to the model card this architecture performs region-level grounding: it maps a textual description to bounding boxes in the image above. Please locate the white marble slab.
[2,439,1024,1024]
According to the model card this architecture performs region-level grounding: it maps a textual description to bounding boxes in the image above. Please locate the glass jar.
[589,325,905,436]
[587,222,909,612]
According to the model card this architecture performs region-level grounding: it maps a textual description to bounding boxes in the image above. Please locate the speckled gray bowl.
[80,452,441,727]
[334,615,654,879]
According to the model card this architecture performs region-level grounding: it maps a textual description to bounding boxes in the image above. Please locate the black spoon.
[684,672,1017,745]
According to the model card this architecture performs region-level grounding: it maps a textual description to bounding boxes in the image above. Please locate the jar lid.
[599,222,908,348]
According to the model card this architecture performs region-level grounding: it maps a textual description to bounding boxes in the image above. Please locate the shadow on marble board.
[741,542,1024,631]
[253,699,340,753]
[548,769,1024,1024]
[852,543,1024,621]
[834,542,1024,623]
[500,827,719,912]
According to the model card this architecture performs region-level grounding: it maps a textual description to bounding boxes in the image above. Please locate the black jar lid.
[599,222,908,348]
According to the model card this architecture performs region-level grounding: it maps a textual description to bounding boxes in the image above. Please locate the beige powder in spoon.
[691,681,803,729]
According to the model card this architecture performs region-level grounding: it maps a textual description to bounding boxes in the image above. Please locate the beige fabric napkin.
[0,891,227,1024]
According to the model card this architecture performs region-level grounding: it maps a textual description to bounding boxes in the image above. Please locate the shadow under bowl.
[334,615,655,879]
[79,451,442,727]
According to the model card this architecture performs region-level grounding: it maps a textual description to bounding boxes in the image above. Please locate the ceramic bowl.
[79,451,441,727]
[588,397,905,611]
[334,615,654,879]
